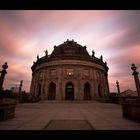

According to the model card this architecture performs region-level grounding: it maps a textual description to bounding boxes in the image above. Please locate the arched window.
[84,82,91,100]
[37,84,41,98]
[98,84,102,98]
[48,82,56,100]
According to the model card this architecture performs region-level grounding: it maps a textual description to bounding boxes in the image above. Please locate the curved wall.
[30,59,109,100]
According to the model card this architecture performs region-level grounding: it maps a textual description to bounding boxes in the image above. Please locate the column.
[0,62,8,91]
[116,80,121,104]
[131,64,140,96]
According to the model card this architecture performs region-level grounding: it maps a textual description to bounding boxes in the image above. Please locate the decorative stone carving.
[45,50,48,56]
[100,55,103,61]
[37,55,39,60]
[92,50,95,57]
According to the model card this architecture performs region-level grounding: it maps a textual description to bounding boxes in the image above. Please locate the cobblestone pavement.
[0,100,140,130]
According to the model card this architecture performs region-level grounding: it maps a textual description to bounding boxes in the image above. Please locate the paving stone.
[44,120,94,130]
[1,101,140,130]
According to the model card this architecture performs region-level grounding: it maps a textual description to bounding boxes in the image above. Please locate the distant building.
[121,89,137,97]
[30,40,110,100]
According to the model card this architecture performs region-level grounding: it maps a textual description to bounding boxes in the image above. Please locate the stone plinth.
[0,101,16,121]
[121,98,140,121]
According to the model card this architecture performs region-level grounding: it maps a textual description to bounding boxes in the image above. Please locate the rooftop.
[31,40,108,71]
[50,39,90,58]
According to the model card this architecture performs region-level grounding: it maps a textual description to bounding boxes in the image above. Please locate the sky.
[0,10,140,93]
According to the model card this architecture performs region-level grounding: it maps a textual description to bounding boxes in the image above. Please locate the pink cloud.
[0,10,140,93]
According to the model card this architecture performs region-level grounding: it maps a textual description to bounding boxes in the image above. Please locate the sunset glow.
[0,10,140,92]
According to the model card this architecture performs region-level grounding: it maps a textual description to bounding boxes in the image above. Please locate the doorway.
[65,82,74,100]
[84,83,91,100]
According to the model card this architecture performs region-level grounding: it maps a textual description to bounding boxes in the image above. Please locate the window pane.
[67,69,74,75]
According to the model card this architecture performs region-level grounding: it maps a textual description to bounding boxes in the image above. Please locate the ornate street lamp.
[131,64,140,96]
[116,80,121,104]
[0,62,8,91]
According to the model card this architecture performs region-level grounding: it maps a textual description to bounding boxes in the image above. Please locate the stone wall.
[30,59,109,100]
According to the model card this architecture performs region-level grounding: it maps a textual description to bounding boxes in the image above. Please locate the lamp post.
[19,80,23,94]
[19,80,23,102]
[131,64,140,96]
[0,62,8,91]
[116,80,121,104]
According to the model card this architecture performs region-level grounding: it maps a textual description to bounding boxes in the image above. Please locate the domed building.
[30,39,109,101]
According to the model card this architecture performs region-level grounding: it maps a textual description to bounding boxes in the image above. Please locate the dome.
[30,39,110,101]
[31,39,108,72]
[50,39,90,58]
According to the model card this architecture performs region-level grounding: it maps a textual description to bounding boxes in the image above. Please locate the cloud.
[0,10,140,92]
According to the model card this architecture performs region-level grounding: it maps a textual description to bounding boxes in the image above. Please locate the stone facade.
[30,40,109,100]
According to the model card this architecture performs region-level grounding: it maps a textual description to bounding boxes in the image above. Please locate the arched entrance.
[37,84,41,98]
[48,82,56,100]
[84,83,91,100]
[65,82,74,100]
[98,84,102,98]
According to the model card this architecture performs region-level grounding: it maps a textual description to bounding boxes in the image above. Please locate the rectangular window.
[84,69,89,76]
[39,71,43,78]
[51,69,56,76]
[97,71,101,79]
[67,69,74,76]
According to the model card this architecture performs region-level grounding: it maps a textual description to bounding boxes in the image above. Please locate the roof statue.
[37,55,39,60]
[100,55,103,61]
[92,50,95,57]
[44,49,48,56]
